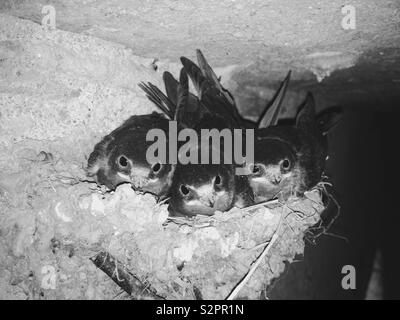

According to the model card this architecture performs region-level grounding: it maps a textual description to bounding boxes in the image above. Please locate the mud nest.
[0,144,324,299]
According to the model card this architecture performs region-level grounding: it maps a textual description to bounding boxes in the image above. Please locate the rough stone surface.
[0,14,165,147]
[2,0,400,116]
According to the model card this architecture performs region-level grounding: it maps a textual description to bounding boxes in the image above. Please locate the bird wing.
[196,49,236,108]
[180,55,241,128]
[295,92,317,132]
[138,82,175,119]
[174,68,189,123]
[163,71,179,108]
[316,106,343,136]
[256,71,291,129]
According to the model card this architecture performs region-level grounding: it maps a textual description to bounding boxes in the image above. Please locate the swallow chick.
[249,92,342,202]
[167,53,255,217]
[87,69,189,199]
[169,51,294,216]
[168,148,254,217]
[168,163,236,217]
[249,138,299,203]
[168,144,255,217]
[87,112,173,196]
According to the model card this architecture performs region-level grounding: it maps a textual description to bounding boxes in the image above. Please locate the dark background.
[269,107,400,299]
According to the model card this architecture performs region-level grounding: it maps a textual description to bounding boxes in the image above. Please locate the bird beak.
[116,172,131,182]
[252,165,283,185]
[196,184,216,208]
[200,196,215,207]
[250,175,269,183]
[129,166,151,190]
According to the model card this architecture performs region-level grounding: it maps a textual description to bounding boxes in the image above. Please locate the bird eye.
[118,155,128,168]
[151,162,161,173]
[179,185,190,196]
[281,158,291,171]
[215,175,222,186]
[251,164,261,174]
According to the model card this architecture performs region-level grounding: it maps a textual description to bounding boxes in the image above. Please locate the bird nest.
[0,145,325,300]
[91,184,324,300]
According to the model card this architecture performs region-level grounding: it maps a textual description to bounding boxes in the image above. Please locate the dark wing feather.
[138,82,175,119]
[196,49,236,107]
[180,56,209,99]
[180,56,241,127]
[316,106,343,136]
[296,93,316,125]
[163,71,179,106]
[174,68,189,122]
[196,49,247,126]
[256,71,291,129]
